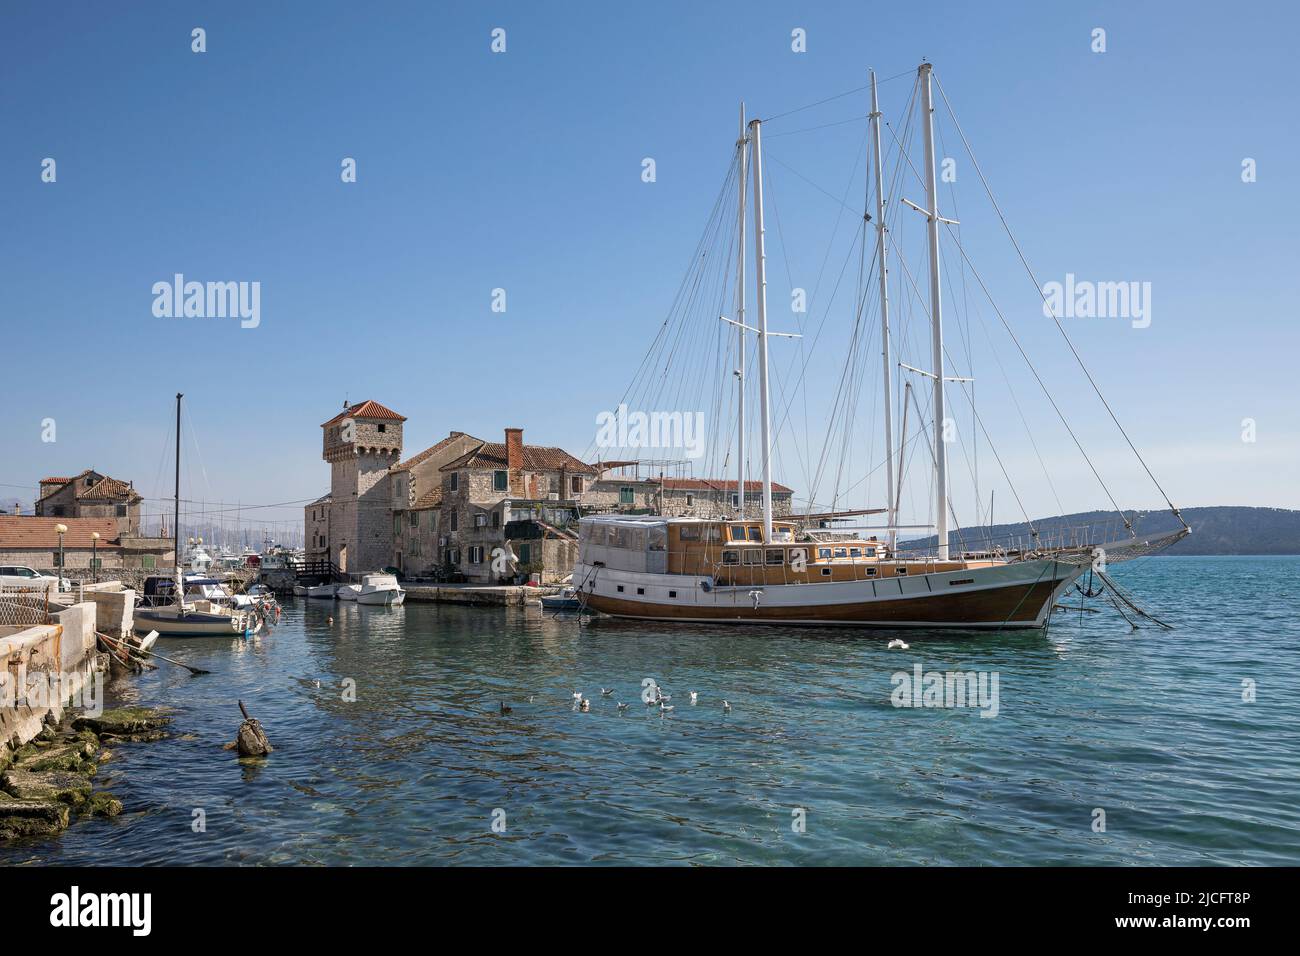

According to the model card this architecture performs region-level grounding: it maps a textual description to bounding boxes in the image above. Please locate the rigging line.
[890,228,1057,525]
[933,72,1184,527]
[586,150,740,462]
[940,223,1131,531]
[761,156,816,489]
[761,68,914,124]
[765,114,872,138]
[882,96,1121,528]
[762,149,864,217]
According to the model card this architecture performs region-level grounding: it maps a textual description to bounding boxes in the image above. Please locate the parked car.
[0,565,65,591]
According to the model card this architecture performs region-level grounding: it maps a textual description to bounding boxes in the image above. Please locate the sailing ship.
[573,63,1187,629]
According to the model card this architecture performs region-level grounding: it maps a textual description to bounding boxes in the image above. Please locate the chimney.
[505,428,523,472]
[12,503,19,516]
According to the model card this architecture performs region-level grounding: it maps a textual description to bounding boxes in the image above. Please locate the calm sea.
[3,556,1297,866]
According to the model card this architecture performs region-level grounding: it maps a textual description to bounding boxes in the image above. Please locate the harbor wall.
[404,585,557,606]
[0,602,101,756]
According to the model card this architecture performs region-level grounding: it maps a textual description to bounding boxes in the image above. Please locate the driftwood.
[234,701,272,757]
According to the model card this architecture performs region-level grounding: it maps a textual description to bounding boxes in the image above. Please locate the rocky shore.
[0,707,172,841]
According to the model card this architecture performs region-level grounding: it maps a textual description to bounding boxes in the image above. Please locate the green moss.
[84,791,123,817]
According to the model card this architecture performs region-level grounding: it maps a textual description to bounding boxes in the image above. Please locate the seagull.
[617,702,629,712]
[659,701,674,713]
[689,692,698,705]
[313,679,321,689]
[722,700,732,713]
[528,695,535,704]
[600,688,614,697]
[887,639,909,650]
[499,702,512,714]
[573,691,583,702]
[579,698,591,712]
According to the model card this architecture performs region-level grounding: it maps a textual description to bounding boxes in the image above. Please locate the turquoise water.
[3,556,1297,866]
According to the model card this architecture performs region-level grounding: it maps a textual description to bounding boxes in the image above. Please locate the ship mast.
[735,103,748,520]
[919,63,950,560]
[749,117,775,542]
[173,392,185,616]
[870,70,897,551]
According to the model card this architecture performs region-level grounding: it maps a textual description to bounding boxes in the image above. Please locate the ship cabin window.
[668,590,677,598]
[766,549,784,566]
[818,548,832,560]
[742,549,763,565]
[866,568,878,577]
[849,547,862,558]
[722,550,740,566]
[747,527,762,542]
[833,548,848,559]
[896,566,908,575]
[865,547,877,557]
[821,567,833,576]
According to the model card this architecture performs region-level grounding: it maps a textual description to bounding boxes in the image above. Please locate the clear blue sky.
[2,0,1297,540]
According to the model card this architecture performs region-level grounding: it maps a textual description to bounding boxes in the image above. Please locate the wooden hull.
[574,558,1084,630]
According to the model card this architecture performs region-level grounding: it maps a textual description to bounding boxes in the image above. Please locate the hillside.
[897,507,1300,555]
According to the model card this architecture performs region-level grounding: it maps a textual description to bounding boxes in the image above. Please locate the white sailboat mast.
[736,103,748,520]
[870,71,897,551]
[748,117,775,542]
[919,63,950,560]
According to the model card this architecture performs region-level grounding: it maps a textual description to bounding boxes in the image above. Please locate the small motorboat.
[540,586,582,611]
[356,573,405,606]
[293,584,309,596]
[307,583,336,600]
[336,584,361,601]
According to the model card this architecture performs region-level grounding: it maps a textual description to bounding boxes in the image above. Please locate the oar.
[98,631,211,675]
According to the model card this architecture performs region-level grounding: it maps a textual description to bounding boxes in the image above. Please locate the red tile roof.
[412,487,443,510]
[321,400,406,427]
[36,469,139,503]
[391,432,482,473]
[659,478,794,495]
[79,476,140,501]
[441,442,596,474]
[0,516,123,550]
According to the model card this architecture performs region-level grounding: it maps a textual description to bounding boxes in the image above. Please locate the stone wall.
[0,601,101,751]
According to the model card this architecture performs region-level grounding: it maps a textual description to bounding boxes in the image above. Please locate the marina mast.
[736,103,748,521]
[919,63,950,560]
[870,70,897,551]
[748,117,775,543]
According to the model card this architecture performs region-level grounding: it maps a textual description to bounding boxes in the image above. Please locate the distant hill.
[897,507,1300,555]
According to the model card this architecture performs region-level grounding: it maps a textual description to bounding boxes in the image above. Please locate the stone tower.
[321,399,405,574]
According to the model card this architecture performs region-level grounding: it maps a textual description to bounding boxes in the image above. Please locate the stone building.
[437,428,595,584]
[307,404,597,582]
[304,493,331,560]
[658,478,794,518]
[584,465,795,519]
[319,399,405,574]
[35,470,142,535]
[389,431,484,575]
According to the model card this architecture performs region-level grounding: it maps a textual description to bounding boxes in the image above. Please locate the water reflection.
[1,557,1296,866]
